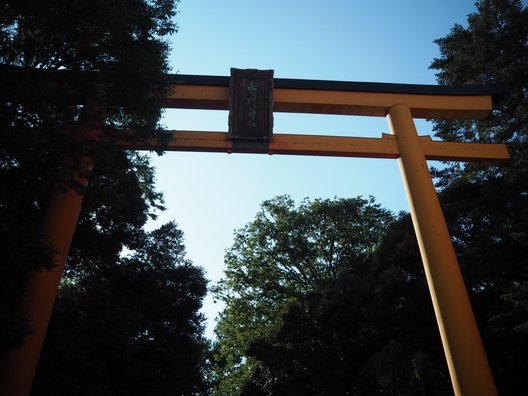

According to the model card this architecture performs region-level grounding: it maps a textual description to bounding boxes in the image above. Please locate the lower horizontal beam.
[114,131,510,163]
[269,133,398,158]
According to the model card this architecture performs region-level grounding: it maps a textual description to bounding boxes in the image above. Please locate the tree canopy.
[32,222,209,396]
[212,195,394,395]
[1,0,178,133]
[1,0,178,349]
[1,1,212,394]
[429,1,528,393]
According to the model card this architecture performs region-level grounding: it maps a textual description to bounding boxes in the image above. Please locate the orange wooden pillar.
[387,104,497,396]
[0,155,92,396]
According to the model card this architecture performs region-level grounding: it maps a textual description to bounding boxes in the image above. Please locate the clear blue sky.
[147,0,480,337]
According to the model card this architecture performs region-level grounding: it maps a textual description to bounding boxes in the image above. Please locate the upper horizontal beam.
[167,74,504,97]
[1,66,504,120]
[165,74,504,120]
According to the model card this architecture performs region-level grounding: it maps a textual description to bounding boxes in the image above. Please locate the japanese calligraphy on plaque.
[228,68,274,141]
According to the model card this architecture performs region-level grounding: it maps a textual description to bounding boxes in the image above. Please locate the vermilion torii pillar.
[387,104,497,395]
[0,69,508,396]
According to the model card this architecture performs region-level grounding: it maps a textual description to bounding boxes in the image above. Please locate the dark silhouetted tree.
[430,1,528,394]
[240,214,451,396]
[1,0,176,349]
[32,222,209,396]
[1,1,212,394]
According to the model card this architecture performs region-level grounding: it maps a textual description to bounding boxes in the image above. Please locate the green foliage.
[212,195,394,395]
[65,151,165,279]
[240,214,451,396]
[0,0,178,348]
[32,222,210,396]
[1,0,179,133]
[429,1,528,394]
[430,0,527,165]
[1,1,211,393]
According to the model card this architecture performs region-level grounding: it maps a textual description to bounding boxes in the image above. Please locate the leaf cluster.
[0,0,178,349]
[238,213,450,396]
[1,2,212,393]
[211,195,394,395]
[1,0,179,134]
[32,222,210,396]
[427,1,528,393]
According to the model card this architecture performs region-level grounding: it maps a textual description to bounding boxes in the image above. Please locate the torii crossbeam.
[0,69,508,396]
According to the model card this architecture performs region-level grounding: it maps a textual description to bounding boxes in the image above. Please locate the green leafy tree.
[31,222,209,396]
[429,1,528,393]
[1,0,177,133]
[1,0,177,348]
[242,275,448,395]
[1,0,212,393]
[239,214,450,396]
[212,195,394,395]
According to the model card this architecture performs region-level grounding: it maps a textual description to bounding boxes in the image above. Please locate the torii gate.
[0,69,509,396]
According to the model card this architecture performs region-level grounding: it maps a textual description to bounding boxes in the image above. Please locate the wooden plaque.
[228,68,274,140]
